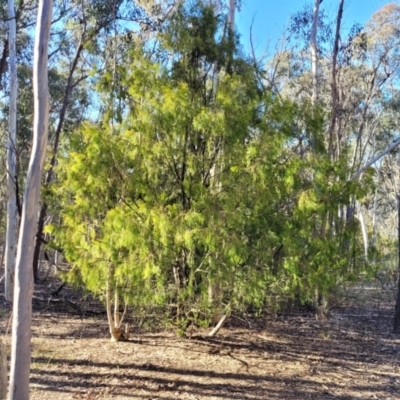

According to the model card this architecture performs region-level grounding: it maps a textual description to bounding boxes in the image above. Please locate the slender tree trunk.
[106,267,120,341]
[3,0,27,297]
[310,0,326,319]
[228,0,235,27]
[32,39,84,282]
[105,265,129,341]
[114,289,120,328]
[315,289,327,321]
[328,0,344,159]
[371,185,378,258]
[393,195,400,333]
[0,0,25,88]
[0,339,6,400]
[207,1,236,326]
[5,0,18,302]
[310,0,320,106]
[0,0,26,88]
[8,1,53,398]
[356,201,368,262]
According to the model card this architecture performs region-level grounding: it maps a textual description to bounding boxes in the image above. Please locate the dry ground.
[1,277,400,399]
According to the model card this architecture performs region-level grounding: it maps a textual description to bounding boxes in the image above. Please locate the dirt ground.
[1,276,400,399]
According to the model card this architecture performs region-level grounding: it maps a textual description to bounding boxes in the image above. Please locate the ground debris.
[1,277,400,399]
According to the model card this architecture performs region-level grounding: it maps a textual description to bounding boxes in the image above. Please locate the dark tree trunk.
[32,12,119,281]
[32,204,47,282]
[32,40,84,282]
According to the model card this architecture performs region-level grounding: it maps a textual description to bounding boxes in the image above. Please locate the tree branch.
[350,138,400,181]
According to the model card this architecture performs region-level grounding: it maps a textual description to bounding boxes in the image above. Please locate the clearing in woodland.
[1,274,400,400]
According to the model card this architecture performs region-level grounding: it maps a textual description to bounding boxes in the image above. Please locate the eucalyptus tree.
[1,0,36,301]
[4,0,17,302]
[262,0,381,318]
[333,4,400,270]
[9,1,53,398]
[287,2,400,177]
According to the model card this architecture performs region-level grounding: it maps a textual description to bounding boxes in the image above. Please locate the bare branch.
[351,138,400,181]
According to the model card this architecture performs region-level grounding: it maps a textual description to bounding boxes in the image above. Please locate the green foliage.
[48,0,373,326]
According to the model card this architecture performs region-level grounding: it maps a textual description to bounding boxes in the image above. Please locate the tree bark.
[105,265,129,341]
[314,288,327,320]
[5,0,18,302]
[8,0,53,398]
[228,0,235,27]
[0,0,25,88]
[0,339,6,400]
[106,279,122,341]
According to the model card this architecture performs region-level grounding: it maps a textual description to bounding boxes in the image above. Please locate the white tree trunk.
[8,1,53,398]
[228,0,235,27]
[106,272,122,342]
[356,201,369,262]
[350,138,400,181]
[5,0,18,302]
[105,270,129,342]
[311,0,320,105]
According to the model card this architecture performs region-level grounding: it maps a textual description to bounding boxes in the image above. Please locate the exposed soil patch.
[1,277,400,399]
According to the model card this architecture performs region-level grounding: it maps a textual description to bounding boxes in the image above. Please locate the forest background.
[2,0,400,335]
[2,0,400,397]
[238,0,387,49]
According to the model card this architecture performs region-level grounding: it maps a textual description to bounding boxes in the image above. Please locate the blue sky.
[235,0,391,54]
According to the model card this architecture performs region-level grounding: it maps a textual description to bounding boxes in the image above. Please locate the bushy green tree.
[49,1,372,338]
